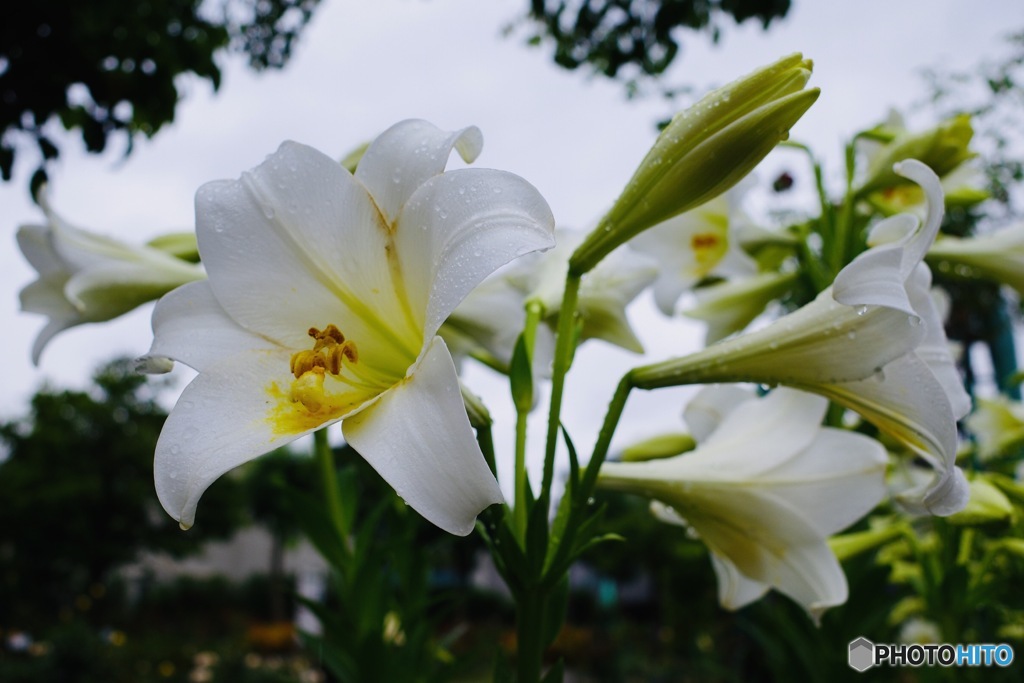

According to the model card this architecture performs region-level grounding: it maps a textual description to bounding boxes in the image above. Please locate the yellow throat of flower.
[268,324,372,435]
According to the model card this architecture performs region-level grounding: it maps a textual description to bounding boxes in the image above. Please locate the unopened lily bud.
[621,433,696,461]
[828,521,905,562]
[856,114,975,197]
[570,53,818,275]
[147,232,200,262]
[340,141,370,173]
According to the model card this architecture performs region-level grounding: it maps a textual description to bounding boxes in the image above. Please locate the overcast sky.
[2,0,1020,482]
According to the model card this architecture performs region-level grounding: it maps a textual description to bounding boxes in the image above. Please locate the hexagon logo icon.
[849,637,875,672]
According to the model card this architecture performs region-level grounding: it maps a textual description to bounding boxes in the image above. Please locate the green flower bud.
[340,141,370,173]
[856,114,975,197]
[146,231,200,263]
[828,519,905,562]
[569,54,819,275]
[621,433,696,461]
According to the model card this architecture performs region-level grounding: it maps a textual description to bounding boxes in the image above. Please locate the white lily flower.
[928,223,1024,298]
[507,228,658,353]
[966,396,1024,461]
[441,227,656,364]
[600,387,888,619]
[684,270,799,343]
[856,112,975,198]
[139,120,556,535]
[439,275,535,370]
[631,160,970,515]
[629,182,758,316]
[16,188,206,364]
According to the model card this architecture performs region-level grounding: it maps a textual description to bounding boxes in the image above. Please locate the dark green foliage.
[0,359,246,629]
[295,444,489,682]
[523,0,790,79]
[0,0,321,184]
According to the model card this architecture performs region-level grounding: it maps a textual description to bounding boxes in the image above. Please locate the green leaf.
[283,488,349,570]
[545,426,580,573]
[298,631,356,681]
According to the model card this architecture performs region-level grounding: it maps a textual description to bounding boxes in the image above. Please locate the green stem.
[795,236,833,294]
[582,374,634,494]
[830,142,857,273]
[782,140,832,233]
[315,429,350,548]
[542,375,634,584]
[515,589,545,683]
[514,409,530,537]
[514,301,544,538]
[476,421,498,478]
[542,274,581,503]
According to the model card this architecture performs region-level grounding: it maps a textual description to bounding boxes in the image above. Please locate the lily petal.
[650,501,771,610]
[709,553,772,610]
[927,222,1024,298]
[682,384,757,442]
[154,347,301,529]
[196,141,420,366]
[16,224,66,276]
[396,167,556,340]
[833,213,919,315]
[685,270,799,343]
[602,387,887,617]
[814,355,964,513]
[905,265,971,420]
[342,336,504,536]
[141,281,279,374]
[355,119,483,226]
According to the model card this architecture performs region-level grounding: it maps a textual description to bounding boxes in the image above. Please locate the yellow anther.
[290,323,359,380]
[341,340,358,363]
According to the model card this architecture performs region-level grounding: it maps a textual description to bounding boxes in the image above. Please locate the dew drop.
[856,305,869,316]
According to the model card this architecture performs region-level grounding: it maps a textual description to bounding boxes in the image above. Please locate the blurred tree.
[0,359,246,629]
[918,30,1024,397]
[0,0,322,189]
[520,0,791,81]
[922,30,1024,216]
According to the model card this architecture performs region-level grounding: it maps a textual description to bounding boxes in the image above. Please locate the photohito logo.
[848,637,1014,671]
